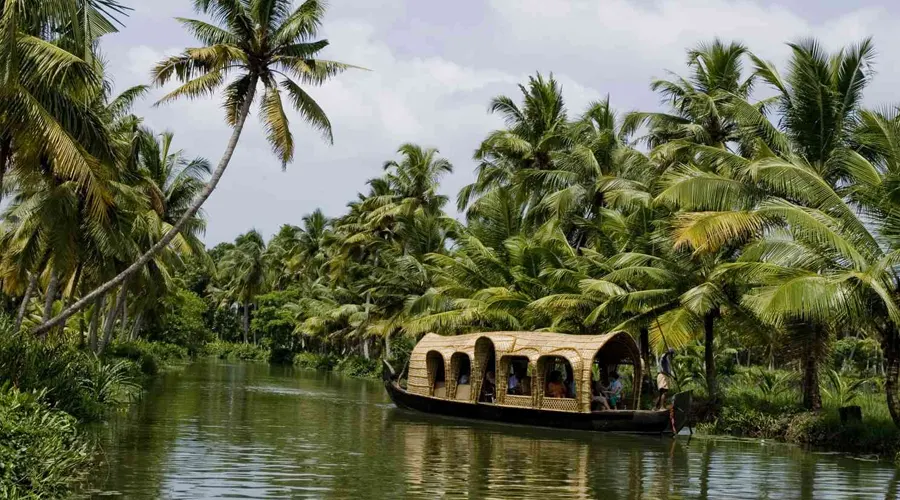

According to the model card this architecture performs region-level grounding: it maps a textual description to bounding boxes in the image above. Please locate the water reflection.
[83,361,898,499]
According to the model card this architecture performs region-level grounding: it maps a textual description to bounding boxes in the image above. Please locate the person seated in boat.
[546,370,566,398]
[564,369,576,398]
[519,367,532,395]
[607,371,623,409]
[592,379,611,411]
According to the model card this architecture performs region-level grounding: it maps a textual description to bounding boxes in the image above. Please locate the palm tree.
[459,73,570,214]
[218,229,268,343]
[35,0,357,335]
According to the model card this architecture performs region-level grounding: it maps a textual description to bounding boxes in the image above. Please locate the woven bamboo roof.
[412,330,637,361]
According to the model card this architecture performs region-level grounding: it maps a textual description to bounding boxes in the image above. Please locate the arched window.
[426,351,446,398]
[502,356,532,396]
[538,356,576,399]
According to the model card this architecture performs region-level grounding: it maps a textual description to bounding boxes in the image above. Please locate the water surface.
[84,361,898,499]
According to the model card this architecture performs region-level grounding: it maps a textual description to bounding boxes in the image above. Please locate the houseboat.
[382,331,691,435]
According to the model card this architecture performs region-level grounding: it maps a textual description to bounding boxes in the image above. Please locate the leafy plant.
[822,369,869,408]
[0,384,93,498]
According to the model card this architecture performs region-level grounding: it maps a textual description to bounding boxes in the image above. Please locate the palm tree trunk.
[0,136,10,205]
[704,310,718,402]
[100,280,129,353]
[120,287,128,330]
[639,326,651,394]
[883,333,900,428]
[242,302,250,344]
[130,311,143,341]
[15,273,37,330]
[801,327,822,410]
[89,295,104,352]
[41,270,58,325]
[33,74,260,336]
[384,333,392,360]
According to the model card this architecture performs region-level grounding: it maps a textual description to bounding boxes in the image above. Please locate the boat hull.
[384,380,691,435]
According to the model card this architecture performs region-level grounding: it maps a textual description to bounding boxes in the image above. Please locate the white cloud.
[102,0,900,244]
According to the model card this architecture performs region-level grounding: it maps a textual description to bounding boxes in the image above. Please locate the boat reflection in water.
[386,409,899,500]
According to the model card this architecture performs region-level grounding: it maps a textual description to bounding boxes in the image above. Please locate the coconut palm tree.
[35,0,357,335]
[218,229,268,343]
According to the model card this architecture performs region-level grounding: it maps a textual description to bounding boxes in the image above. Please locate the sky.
[102,0,900,245]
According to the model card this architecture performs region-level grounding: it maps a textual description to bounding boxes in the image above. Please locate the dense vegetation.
[3,0,900,495]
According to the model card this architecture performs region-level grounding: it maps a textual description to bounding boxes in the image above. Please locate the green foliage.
[741,368,797,400]
[0,326,139,422]
[822,369,869,408]
[699,369,900,459]
[292,352,338,370]
[0,385,93,499]
[292,352,382,378]
[251,289,302,352]
[104,340,189,376]
[201,341,270,362]
[829,337,883,376]
[144,289,213,353]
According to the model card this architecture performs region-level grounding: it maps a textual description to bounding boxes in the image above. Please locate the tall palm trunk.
[130,311,143,341]
[100,279,129,353]
[242,302,250,344]
[34,74,260,336]
[801,326,823,410]
[41,270,58,323]
[883,333,900,427]
[0,136,10,205]
[88,295,104,352]
[639,326,651,393]
[15,273,37,330]
[704,310,718,402]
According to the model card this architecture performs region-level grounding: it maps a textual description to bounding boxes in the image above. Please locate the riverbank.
[691,386,900,464]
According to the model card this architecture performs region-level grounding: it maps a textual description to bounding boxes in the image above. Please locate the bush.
[144,289,213,353]
[104,340,189,376]
[0,385,93,498]
[292,352,381,378]
[335,355,381,378]
[200,341,270,361]
[292,352,338,370]
[0,326,139,422]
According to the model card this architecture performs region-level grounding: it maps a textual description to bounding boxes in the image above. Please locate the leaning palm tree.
[35,0,357,334]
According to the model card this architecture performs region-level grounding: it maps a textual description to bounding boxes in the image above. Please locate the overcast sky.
[103,0,900,245]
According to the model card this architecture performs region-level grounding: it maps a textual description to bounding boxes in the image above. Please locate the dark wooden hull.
[383,380,691,436]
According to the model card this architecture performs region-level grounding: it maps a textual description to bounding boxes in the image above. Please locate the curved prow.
[670,390,693,435]
[382,359,398,383]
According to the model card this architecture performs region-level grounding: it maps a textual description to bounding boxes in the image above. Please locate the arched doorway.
[591,332,642,409]
[450,352,472,401]
[474,337,496,403]
[426,350,446,398]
